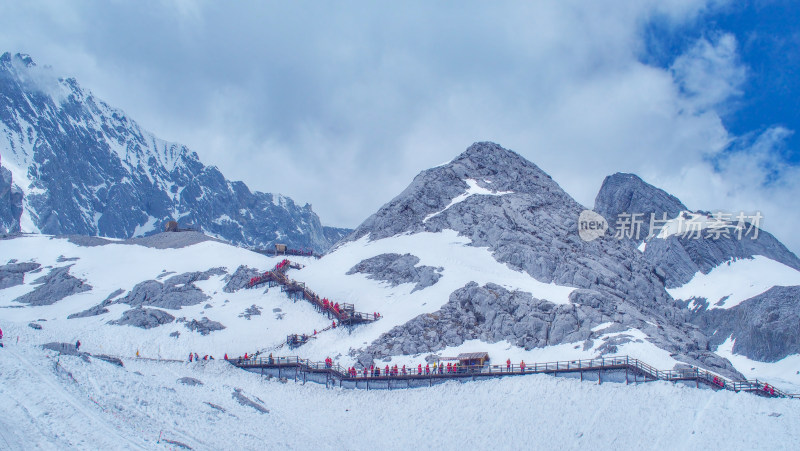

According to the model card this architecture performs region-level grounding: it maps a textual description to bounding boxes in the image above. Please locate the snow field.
[668,255,800,309]
[1,343,799,450]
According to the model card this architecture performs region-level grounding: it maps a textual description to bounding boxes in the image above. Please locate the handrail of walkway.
[229,354,796,398]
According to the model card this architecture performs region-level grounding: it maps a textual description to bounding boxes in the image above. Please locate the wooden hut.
[164,220,179,232]
[439,352,490,366]
[275,243,287,254]
[456,352,490,366]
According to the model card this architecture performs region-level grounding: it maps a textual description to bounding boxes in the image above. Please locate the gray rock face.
[68,288,125,319]
[232,388,268,413]
[185,317,225,335]
[110,307,175,329]
[177,377,203,386]
[593,172,800,288]
[92,354,124,367]
[644,232,800,288]
[0,166,22,234]
[594,173,686,237]
[343,142,745,376]
[119,268,225,310]
[0,261,40,289]
[358,282,742,379]
[690,286,800,362]
[0,52,343,253]
[13,265,91,306]
[223,265,262,293]
[347,253,443,292]
[42,342,83,356]
[239,304,262,320]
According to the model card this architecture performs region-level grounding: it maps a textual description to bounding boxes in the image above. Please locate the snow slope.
[1,343,799,451]
[0,234,329,360]
[668,256,800,309]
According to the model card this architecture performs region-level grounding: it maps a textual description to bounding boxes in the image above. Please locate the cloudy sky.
[1,1,799,252]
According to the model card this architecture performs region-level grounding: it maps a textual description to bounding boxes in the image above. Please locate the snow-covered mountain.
[594,173,800,365]
[3,141,800,395]
[0,52,345,252]
[289,143,743,378]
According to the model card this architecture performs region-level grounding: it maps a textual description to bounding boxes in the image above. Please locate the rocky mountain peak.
[594,173,686,231]
[0,52,347,252]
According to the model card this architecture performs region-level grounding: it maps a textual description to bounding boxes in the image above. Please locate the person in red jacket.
[418,363,422,375]
[332,320,337,329]
[189,353,193,362]
[244,352,248,360]
[506,359,511,372]
[520,360,526,372]
[224,353,228,360]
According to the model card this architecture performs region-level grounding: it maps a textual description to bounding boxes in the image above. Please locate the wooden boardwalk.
[230,354,800,398]
[247,259,378,327]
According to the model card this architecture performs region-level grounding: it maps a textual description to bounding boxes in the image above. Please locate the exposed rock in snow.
[357,281,742,379]
[232,388,269,414]
[185,317,225,336]
[177,377,204,386]
[119,268,226,310]
[691,286,800,362]
[111,307,176,329]
[239,304,262,320]
[0,261,40,289]
[13,265,91,306]
[347,253,443,292]
[68,288,125,319]
[223,265,262,293]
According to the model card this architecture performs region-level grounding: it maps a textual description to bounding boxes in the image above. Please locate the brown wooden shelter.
[439,352,490,366]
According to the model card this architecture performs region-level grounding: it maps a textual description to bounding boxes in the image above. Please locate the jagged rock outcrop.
[0,52,345,253]
[239,305,262,320]
[594,173,800,288]
[0,166,22,234]
[347,253,443,292]
[223,265,262,293]
[118,268,225,310]
[68,288,125,319]
[358,282,743,378]
[0,261,40,289]
[111,307,176,329]
[594,173,686,237]
[13,265,91,305]
[185,317,225,335]
[691,286,800,362]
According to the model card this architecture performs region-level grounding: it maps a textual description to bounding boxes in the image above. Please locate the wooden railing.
[230,354,797,399]
[246,260,378,327]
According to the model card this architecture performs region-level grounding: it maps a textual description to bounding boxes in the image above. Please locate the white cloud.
[1,0,798,254]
